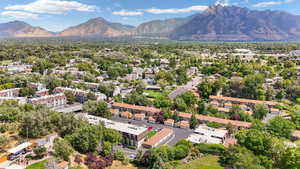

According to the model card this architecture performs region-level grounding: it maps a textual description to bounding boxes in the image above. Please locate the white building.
[87,115,148,148]
[187,125,228,144]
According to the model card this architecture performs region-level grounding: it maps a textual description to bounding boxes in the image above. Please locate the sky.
[0,0,299,32]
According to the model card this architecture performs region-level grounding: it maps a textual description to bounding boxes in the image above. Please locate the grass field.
[0,60,12,65]
[25,159,48,169]
[176,156,224,169]
[143,90,164,99]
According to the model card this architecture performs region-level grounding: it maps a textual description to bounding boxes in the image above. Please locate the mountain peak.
[88,17,107,23]
[0,20,53,37]
[170,5,300,41]
[59,17,134,37]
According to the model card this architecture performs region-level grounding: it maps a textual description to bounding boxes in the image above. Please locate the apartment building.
[28,93,67,108]
[112,102,161,116]
[0,88,20,97]
[87,115,148,148]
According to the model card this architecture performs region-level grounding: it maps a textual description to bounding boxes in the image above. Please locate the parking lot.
[112,116,194,146]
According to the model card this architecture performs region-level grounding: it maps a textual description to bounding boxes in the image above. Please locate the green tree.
[102,141,112,156]
[236,129,272,155]
[64,91,76,104]
[266,116,295,138]
[154,96,172,108]
[253,104,269,120]
[179,91,197,106]
[19,87,36,97]
[103,128,122,145]
[33,146,47,159]
[53,138,74,161]
[83,100,111,118]
[19,110,53,138]
[0,136,11,152]
[197,78,214,99]
[66,123,103,153]
[220,146,265,169]
[124,92,151,106]
[87,92,97,101]
[280,147,300,169]
[190,113,198,129]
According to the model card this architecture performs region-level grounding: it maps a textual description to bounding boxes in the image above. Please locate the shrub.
[197,143,225,155]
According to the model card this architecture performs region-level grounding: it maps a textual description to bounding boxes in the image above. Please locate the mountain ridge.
[1,5,300,41]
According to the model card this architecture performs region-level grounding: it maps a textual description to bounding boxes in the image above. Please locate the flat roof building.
[187,126,228,145]
[87,115,148,148]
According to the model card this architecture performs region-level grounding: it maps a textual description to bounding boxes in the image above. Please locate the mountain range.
[1,5,300,41]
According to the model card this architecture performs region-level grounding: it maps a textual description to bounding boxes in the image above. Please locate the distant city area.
[0,40,300,169]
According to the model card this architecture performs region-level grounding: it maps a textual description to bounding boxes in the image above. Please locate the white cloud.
[112,10,143,16]
[215,0,230,6]
[145,5,208,14]
[5,0,96,14]
[1,11,38,19]
[253,0,295,8]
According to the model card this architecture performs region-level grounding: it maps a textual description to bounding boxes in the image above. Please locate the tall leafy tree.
[266,116,295,138]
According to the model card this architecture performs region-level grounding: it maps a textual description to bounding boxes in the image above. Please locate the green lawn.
[25,159,48,169]
[0,60,12,65]
[144,90,164,99]
[147,130,157,138]
[176,156,224,169]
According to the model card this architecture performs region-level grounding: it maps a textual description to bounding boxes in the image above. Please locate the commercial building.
[28,93,67,107]
[143,128,174,149]
[87,115,148,148]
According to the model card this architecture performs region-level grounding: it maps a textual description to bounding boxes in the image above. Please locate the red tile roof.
[112,102,161,113]
[143,128,173,147]
[179,112,251,128]
[209,95,278,106]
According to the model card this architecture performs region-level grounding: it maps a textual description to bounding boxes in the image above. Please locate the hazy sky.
[0,0,299,32]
